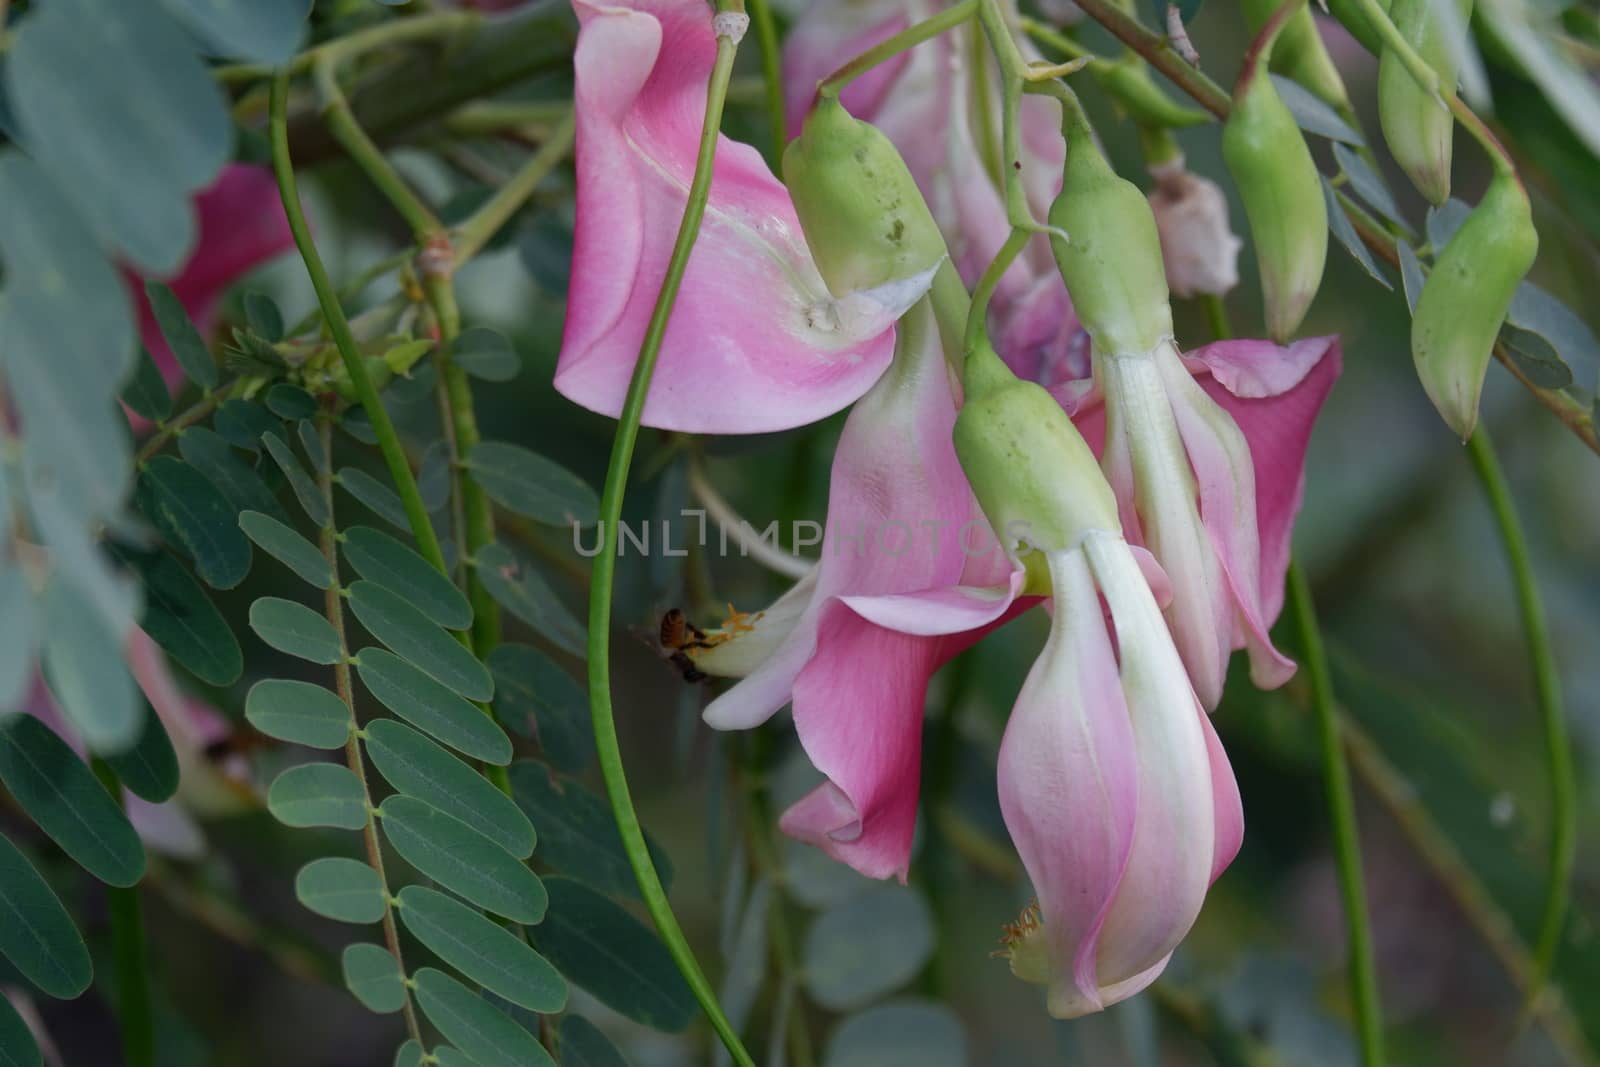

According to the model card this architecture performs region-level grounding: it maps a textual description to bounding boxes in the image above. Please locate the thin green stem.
[316,58,443,240]
[1068,0,1230,117]
[965,228,1030,357]
[452,111,576,263]
[90,761,155,1067]
[747,0,788,160]
[313,416,424,1044]
[218,11,479,84]
[1201,293,1233,341]
[1346,0,1441,97]
[585,7,754,1061]
[271,70,449,576]
[818,0,977,100]
[1465,428,1575,1011]
[1287,562,1385,1067]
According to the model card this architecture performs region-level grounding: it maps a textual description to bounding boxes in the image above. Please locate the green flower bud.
[954,369,1120,584]
[1047,123,1174,356]
[1222,21,1328,342]
[782,97,947,297]
[1325,0,1390,56]
[1240,0,1353,112]
[1378,0,1470,205]
[1411,172,1537,439]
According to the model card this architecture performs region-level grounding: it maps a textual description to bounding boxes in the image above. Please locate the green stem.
[316,57,443,240]
[452,111,576,263]
[270,71,450,575]
[1465,428,1575,1010]
[1345,0,1441,96]
[818,0,977,100]
[1287,562,1385,1067]
[219,11,479,84]
[585,6,754,1061]
[747,0,788,160]
[312,416,424,1044]
[90,761,156,1067]
[1068,0,1231,117]
[1201,293,1233,341]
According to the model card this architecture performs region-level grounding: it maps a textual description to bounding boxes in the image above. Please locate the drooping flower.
[952,355,1242,1019]
[1048,121,1339,708]
[133,164,295,392]
[556,0,918,434]
[695,300,1024,879]
[1147,157,1242,299]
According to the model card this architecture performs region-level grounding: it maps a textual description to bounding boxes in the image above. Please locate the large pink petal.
[784,570,1024,881]
[998,549,1138,1018]
[702,302,969,728]
[1187,335,1341,626]
[782,2,911,133]
[558,0,897,434]
[1200,710,1244,884]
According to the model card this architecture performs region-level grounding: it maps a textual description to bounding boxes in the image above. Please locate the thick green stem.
[1287,562,1385,1067]
[270,71,449,575]
[316,58,443,240]
[90,761,156,1067]
[1465,428,1575,1011]
[747,0,788,160]
[584,7,755,1061]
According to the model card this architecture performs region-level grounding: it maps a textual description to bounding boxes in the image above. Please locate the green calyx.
[1240,0,1352,111]
[782,97,947,297]
[1223,17,1328,342]
[1411,172,1537,439]
[1379,0,1471,205]
[1047,122,1174,357]
[953,373,1119,593]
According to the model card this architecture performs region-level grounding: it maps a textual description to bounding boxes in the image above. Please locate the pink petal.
[1201,710,1244,884]
[558,0,898,434]
[781,3,911,134]
[998,549,1138,1017]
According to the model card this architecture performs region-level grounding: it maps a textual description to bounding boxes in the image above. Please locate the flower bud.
[1411,172,1537,439]
[1148,160,1242,299]
[1378,0,1470,205]
[1325,0,1390,55]
[1222,22,1327,341]
[782,97,948,298]
[1047,124,1174,356]
[1240,0,1352,111]
[953,365,1120,567]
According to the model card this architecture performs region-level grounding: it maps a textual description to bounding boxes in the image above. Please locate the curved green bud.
[1092,59,1212,130]
[1047,123,1174,356]
[781,97,946,297]
[954,375,1119,588]
[1325,0,1390,56]
[1240,0,1352,111]
[1222,20,1327,342]
[1378,0,1470,205]
[1411,172,1537,439]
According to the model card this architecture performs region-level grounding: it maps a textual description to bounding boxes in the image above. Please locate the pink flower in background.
[696,303,1023,879]
[998,535,1242,1017]
[133,164,295,391]
[556,0,910,435]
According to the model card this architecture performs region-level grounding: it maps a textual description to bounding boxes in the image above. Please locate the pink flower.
[556,0,910,434]
[695,301,1023,879]
[997,535,1242,1017]
[1064,336,1342,709]
[133,164,295,392]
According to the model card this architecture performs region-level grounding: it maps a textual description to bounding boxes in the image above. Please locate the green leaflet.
[342,943,407,1015]
[378,796,546,923]
[0,714,145,887]
[363,721,534,858]
[0,833,92,999]
[295,857,387,924]
[267,763,369,830]
[412,968,556,1067]
[396,885,567,1012]
[245,679,352,750]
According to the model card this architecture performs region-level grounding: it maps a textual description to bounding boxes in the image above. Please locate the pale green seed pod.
[1411,172,1537,439]
[1047,123,1174,356]
[1239,0,1352,112]
[1325,0,1389,56]
[1378,0,1470,205]
[1222,23,1327,342]
[781,97,946,297]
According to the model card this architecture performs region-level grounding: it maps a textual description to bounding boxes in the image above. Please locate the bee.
[659,607,713,683]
